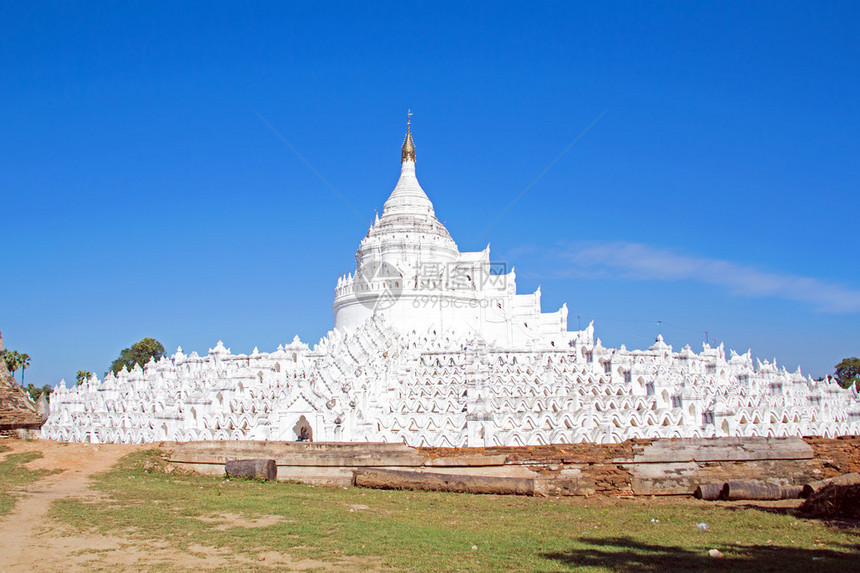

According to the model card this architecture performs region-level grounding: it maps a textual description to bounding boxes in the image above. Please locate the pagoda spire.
[401,109,416,163]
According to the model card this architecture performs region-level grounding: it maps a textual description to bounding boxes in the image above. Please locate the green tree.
[18,352,30,385]
[834,357,860,391]
[25,383,53,403]
[1,349,17,376]
[108,337,165,376]
[1,349,26,382]
[75,370,94,386]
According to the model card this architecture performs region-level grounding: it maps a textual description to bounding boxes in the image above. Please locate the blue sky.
[2,1,858,385]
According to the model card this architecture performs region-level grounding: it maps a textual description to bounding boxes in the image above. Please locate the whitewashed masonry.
[43,121,860,445]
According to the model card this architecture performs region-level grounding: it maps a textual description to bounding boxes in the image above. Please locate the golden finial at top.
[401,109,416,163]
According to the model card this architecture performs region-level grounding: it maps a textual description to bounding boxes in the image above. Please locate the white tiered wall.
[43,125,860,445]
[42,318,859,445]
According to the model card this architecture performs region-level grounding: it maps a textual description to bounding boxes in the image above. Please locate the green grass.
[0,449,56,515]
[51,450,859,572]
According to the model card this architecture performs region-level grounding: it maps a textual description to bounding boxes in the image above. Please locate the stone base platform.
[162,435,860,496]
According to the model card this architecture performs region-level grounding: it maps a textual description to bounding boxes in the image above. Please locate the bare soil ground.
[0,439,333,572]
[1,438,855,572]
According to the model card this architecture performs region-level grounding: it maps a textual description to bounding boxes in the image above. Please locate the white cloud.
[552,241,860,313]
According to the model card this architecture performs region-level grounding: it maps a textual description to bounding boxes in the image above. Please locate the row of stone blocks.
[165,435,860,495]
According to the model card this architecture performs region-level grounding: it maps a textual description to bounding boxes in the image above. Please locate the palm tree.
[19,353,30,385]
[2,350,30,384]
[2,350,20,379]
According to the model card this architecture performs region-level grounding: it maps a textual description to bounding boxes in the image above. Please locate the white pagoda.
[334,114,569,347]
[42,118,860,446]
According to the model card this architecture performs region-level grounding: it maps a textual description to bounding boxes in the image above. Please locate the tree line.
[2,337,165,403]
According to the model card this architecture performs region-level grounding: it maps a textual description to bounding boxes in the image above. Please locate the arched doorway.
[293,415,313,442]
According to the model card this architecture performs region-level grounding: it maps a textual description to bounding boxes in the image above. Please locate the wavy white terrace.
[43,123,860,446]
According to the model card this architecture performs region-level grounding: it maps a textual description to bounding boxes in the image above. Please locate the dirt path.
[0,440,335,572]
[0,440,137,571]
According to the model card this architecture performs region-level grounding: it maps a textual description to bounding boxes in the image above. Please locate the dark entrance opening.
[293,415,313,442]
